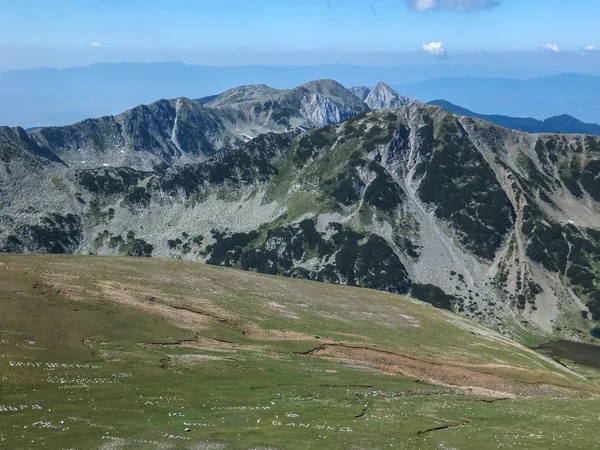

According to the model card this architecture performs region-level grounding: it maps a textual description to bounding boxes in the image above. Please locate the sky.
[0,0,599,70]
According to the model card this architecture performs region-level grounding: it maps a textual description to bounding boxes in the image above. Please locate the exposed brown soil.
[310,344,574,398]
[46,274,324,343]
[98,282,213,332]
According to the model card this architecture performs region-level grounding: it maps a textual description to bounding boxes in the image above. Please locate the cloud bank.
[406,0,499,12]
[422,41,447,56]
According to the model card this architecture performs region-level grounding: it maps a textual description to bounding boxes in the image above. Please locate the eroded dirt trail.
[309,344,575,398]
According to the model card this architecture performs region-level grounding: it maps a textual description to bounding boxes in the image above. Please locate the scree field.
[1,255,600,449]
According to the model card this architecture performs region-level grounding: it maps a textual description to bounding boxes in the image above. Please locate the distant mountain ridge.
[397,73,600,123]
[429,99,600,136]
[18,80,368,171]
[16,80,408,171]
[4,62,600,127]
[8,79,598,175]
[0,62,526,128]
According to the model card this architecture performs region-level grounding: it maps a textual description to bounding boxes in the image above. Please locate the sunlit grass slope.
[1,254,599,449]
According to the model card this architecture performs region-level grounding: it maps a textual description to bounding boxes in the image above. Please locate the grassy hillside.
[1,255,600,449]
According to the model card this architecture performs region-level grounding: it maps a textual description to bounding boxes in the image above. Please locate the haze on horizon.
[1,0,600,72]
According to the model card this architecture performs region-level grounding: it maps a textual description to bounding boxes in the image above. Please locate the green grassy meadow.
[1,254,600,449]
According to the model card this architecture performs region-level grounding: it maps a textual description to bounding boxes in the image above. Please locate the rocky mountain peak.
[364,81,413,110]
[198,84,282,107]
[194,79,369,134]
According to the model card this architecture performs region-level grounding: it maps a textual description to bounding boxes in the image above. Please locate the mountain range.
[2,62,600,127]
[429,100,600,136]
[397,74,600,124]
[1,79,600,344]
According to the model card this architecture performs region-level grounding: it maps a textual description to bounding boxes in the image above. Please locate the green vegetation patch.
[2,213,82,254]
[205,218,411,295]
[580,159,600,201]
[154,132,292,197]
[557,156,584,197]
[75,167,147,196]
[417,116,515,259]
[522,205,600,318]
[411,283,457,311]
[363,160,404,211]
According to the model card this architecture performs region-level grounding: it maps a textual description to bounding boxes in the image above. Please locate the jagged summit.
[364,81,414,110]
[349,82,414,110]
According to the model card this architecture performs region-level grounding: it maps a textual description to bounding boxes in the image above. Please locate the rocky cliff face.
[2,85,600,343]
[199,79,370,137]
[349,86,371,102]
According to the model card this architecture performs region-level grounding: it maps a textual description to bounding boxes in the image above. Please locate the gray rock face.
[2,82,600,342]
[364,82,413,110]
[349,86,371,101]
[300,93,357,127]
[199,79,370,135]
[0,126,63,166]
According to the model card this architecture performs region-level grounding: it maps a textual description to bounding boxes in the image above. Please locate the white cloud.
[582,45,598,56]
[90,42,102,47]
[406,0,499,12]
[422,41,447,57]
[540,43,561,53]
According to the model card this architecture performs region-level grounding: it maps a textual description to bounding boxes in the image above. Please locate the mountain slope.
[13,80,369,172]
[1,98,600,341]
[429,99,600,136]
[198,79,370,137]
[0,125,64,166]
[2,254,598,449]
[28,97,241,170]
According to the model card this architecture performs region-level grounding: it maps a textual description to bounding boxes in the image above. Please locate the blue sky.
[1,0,598,51]
[0,0,599,70]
